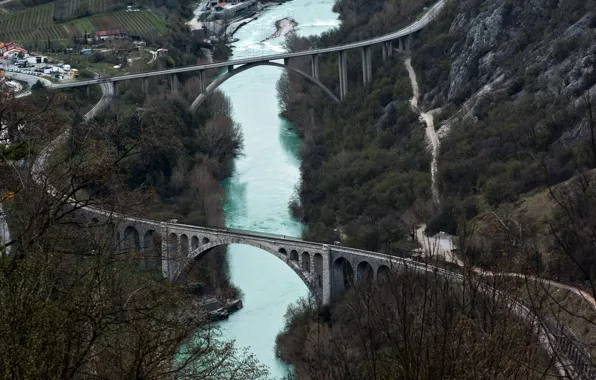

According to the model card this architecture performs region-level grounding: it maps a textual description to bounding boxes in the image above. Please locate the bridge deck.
[51,0,445,89]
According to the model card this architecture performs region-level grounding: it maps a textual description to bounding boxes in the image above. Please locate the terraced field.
[0,3,54,32]
[53,0,121,22]
[111,11,165,34]
[0,4,164,43]
[0,3,70,41]
[89,10,165,34]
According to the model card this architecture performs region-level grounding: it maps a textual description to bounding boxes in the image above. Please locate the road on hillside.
[5,72,52,98]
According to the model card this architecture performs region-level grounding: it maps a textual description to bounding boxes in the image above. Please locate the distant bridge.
[50,0,446,109]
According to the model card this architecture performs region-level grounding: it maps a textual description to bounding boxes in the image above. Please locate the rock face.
[419,0,596,142]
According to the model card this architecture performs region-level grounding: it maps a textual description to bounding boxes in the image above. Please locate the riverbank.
[260,17,297,42]
[211,0,339,375]
[190,0,294,40]
[194,296,244,321]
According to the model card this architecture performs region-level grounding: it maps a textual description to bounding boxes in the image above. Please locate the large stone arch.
[377,264,390,283]
[175,238,319,301]
[356,260,374,283]
[190,62,340,112]
[301,251,311,272]
[332,257,354,300]
[180,234,189,256]
[122,226,140,252]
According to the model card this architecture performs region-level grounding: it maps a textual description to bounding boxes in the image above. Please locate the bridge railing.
[169,222,313,244]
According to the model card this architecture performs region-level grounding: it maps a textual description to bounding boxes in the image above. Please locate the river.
[215,1,339,378]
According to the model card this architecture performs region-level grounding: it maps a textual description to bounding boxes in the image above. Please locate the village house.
[95,29,127,40]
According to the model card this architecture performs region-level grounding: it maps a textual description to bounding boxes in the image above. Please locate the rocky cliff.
[419,0,595,111]
[413,0,596,279]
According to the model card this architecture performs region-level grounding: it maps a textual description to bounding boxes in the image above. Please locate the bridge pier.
[142,78,149,96]
[321,246,331,305]
[160,222,170,278]
[227,65,234,73]
[381,43,387,61]
[361,46,372,85]
[199,70,206,94]
[170,74,179,96]
[385,41,393,58]
[338,50,348,101]
[399,37,405,51]
[311,54,319,80]
[284,57,290,66]
[111,81,118,96]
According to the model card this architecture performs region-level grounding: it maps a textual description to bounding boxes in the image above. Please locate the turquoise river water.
[215,0,339,377]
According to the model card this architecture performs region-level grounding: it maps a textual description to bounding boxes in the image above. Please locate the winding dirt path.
[146,49,157,64]
[404,58,440,204]
[403,56,596,310]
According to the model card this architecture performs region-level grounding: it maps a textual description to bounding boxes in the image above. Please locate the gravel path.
[403,57,596,310]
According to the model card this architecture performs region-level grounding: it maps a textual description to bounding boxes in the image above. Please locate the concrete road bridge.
[50,0,446,109]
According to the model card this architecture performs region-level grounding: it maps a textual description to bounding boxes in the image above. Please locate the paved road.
[5,72,52,98]
[146,49,157,64]
[51,0,446,89]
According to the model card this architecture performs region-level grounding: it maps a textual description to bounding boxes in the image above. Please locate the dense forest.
[281,0,596,283]
[410,0,596,282]
[277,0,596,376]
[0,91,266,379]
[278,0,437,252]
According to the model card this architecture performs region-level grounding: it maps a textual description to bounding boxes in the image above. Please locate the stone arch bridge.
[92,211,401,305]
[81,211,596,380]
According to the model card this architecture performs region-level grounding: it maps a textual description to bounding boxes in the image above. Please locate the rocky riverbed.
[260,17,297,42]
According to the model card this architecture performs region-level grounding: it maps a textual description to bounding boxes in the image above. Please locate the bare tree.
[0,93,267,380]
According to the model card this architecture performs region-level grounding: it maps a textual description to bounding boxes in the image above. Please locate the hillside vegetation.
[0,4,164,42]
[277,0,436,253]
[277,0,596,376]
[406,0,596,284]
[276,271,556,379]
[281,0,596,283]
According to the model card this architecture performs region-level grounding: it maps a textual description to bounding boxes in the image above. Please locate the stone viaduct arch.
[86,211,402,305]
[189,61,340,112]
[170,234,330,303]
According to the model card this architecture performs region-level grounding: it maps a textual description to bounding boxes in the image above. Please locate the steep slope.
[415,0,596,226]
[410,0,596,282]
